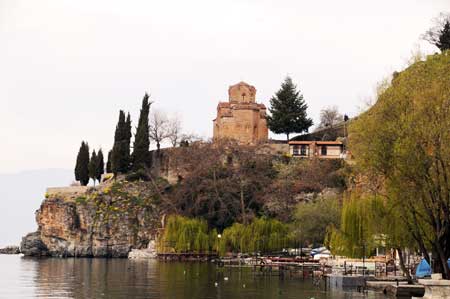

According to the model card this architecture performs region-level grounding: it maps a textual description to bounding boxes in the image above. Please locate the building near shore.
[289,140,345,159]
[213,82,268,144]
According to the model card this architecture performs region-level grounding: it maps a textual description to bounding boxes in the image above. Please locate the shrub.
[219,218,292,255]
[158,215,212,253]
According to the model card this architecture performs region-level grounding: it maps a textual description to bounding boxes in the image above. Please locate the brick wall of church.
[213,82,268,144]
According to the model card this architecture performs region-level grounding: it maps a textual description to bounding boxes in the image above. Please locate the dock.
[157,252,218,261]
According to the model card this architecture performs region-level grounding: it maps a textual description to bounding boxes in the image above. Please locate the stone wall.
[46,186,88,198]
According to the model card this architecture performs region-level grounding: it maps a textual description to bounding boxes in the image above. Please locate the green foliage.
[75,141,90,186]
[75,196,87,205]
[219,218,292,255]
[327,192,416,259]
[349,52,450,275]
[132,93,152,170]
[85,180,163,234]
[438,21,450,51]
[326,193,377,258]
[111,111,132,174]
[158,215,212,253]
[106,150,112,173]
[425,14,450,52]
[292,193,341,247]
[96,149,105,181]
[262,158,346,222]
[266,76,313,140]
[88,150,98,185]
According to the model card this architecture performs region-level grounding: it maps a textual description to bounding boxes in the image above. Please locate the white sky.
[1,0,449,173]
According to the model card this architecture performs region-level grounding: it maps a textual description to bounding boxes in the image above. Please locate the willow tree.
[293,193,341,248]
[219,218,292,255]
[349,51,450,278]
[158,215,211,253]
[326,192,376,258]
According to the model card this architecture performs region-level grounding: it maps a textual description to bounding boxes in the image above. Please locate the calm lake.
[0,255,387,299]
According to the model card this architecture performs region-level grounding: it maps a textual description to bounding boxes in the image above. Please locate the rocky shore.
[0,245,20,254]
[20,180,162,257]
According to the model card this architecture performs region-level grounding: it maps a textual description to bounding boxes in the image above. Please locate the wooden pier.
[216,256,325,279]
[157,252,218,261]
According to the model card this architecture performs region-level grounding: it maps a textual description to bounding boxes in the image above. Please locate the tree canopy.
[111,110,132,174]
[219,218,292,255]
[293,193,341,248]
[96,149,105,182]
[132,93,152,170]
[318,106,343,129]
[74,141,90,186]
[348,51,450,278]
[267,77,313,141]
[88,150,98,185]
[424,13,450,52]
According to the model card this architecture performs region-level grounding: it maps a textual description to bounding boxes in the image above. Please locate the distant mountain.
[0,169,73,247]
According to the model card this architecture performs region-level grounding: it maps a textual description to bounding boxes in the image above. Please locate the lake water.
[0,255,387,299]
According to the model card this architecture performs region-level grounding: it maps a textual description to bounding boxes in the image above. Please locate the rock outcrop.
[0,245,21,254]
[20,232,49,256]
[21,180,163,257]
[128,240,157,259]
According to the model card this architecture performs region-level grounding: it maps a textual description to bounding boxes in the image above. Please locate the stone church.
[213,82,268,144]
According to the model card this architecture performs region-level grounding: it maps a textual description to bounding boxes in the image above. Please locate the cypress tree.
[106,150,112,173]
[75,141,90,186]
[111,110,131,174]
[132,93,152,170]
[125,112,132,163]
[96,149,105,182]
[266,76,313,141]
[88,150,98,186]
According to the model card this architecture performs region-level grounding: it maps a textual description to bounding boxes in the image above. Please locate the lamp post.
[343,114,349,152]
[362,241,366,277]
[217,234,222,256]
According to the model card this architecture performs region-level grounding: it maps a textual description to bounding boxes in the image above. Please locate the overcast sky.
[1,0,449,174]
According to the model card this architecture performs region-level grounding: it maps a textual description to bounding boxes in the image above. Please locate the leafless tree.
[167,115,182,147]
[318,106,343,129]
[168,140,274,228]
[149,110,170,151]
[422,12,450,51]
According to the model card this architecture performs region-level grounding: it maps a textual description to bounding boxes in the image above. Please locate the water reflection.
[0,255,387,299]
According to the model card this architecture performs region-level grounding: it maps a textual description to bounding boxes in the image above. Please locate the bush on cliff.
[261,158,346,222]
[168,140,275,230]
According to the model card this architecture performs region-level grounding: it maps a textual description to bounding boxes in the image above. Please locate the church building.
[213,82,268,144]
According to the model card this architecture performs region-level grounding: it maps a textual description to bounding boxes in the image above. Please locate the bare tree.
[149,110,170,151]
[318,106,343,129]
[422,12,450,52]
[167,115,182,147]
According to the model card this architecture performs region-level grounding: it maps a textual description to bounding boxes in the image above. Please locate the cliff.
[21,179,164,257]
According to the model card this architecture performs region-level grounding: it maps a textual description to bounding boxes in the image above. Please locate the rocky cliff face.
[21,180,163,257]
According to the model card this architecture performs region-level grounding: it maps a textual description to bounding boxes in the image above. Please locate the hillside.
[21,142,347,257]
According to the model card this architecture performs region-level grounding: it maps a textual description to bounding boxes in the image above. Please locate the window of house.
[321,146,327,156]
[293,145,299,155]
[300,145,307,156]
